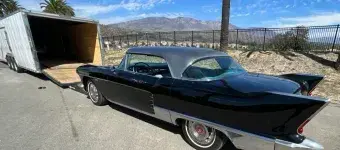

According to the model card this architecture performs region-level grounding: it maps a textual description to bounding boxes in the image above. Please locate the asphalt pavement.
[0,62,339,150]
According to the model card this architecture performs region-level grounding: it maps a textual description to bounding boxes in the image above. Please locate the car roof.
[127,47,228,78]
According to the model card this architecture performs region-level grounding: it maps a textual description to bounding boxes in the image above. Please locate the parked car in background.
[76,47,328,150]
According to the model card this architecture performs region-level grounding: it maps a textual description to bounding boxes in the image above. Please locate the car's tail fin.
[280,74,324,95]
[264,91,329,143]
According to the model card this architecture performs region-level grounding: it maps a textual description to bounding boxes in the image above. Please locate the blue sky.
[19,0,340,27]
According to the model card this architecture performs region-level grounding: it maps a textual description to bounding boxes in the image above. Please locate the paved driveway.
[0,62,339,150]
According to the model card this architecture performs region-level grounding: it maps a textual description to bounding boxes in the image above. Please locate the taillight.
[308,88,316,96]
[297,119,310,134]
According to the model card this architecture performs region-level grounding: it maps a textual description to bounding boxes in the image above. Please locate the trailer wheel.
[12,60,23,73]
[6,57,13,70]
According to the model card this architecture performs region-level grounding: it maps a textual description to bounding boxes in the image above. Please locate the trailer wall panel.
[0,12,39,72]
[68,23,102,65]
[0,28,11,61]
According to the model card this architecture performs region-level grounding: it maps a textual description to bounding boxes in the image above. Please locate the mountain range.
[100,17,269,44]
[104,17,237,33]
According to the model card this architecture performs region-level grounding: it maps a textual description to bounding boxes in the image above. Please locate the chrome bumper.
[275,138,324,150]
[229,131,324,150]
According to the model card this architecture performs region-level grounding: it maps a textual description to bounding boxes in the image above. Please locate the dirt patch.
[104,49,340,104]
[104,50,127,65]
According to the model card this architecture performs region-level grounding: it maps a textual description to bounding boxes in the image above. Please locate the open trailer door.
[26,12,103,86]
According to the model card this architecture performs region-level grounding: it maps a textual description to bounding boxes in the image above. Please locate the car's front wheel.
[87,80,107,106]
[182,120,226,150]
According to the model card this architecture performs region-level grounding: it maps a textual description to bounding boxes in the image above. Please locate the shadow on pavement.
[24,71,50,81]
[0,61,9,68]
[108,103,181,134]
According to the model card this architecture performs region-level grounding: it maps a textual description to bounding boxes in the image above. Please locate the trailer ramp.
[41,60,91,87]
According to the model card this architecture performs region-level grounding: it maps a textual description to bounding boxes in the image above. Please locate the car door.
[103,54,167,114]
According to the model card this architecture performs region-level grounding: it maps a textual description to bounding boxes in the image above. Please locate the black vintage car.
[76,47,328,150]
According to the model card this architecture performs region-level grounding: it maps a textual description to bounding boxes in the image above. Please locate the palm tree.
[220,0,231,52]
[40,0,75,16]
[0,0,24,17]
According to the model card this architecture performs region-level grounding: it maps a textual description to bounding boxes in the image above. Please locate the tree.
[40,0,75,16]
[0,0,23,17]
[270,26,309,51]
[220,0,230,52]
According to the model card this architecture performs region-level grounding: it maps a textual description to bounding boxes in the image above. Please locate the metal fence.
[101,24,340,52]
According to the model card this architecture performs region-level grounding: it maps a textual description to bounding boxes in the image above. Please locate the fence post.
[236,29,239,50]
[146,33,149,46]
[174,31,176,45]
[295,27,299,51]
[119,36,122,48]
[332,24,339,52]
[127,35,129,47]
[191,31,194,47]
[263,28,267,51]
[159,32,161,45]
[212,30,215,49]
[112,36,115,49]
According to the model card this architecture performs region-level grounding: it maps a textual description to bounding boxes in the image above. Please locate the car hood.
[222,73,301,94]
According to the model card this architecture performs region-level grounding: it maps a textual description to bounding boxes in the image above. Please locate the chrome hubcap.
[185,121,216,148]
[88,82,99,103]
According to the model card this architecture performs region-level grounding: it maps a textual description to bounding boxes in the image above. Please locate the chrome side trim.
[168,110,275,150]
[107,99,173,124]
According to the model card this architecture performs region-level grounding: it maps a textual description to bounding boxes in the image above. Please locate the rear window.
[182,56,245,80]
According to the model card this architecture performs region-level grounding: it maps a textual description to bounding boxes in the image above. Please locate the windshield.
[182,56,246,80]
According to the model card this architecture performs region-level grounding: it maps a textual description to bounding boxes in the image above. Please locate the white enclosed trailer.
[0,11,104,86]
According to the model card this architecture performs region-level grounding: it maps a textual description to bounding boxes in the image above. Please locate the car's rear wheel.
[182,120,226,150]
[87,80,107,106]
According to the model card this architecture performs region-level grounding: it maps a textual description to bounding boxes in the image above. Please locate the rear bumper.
[275,138,324,150]
[230,132,324,150]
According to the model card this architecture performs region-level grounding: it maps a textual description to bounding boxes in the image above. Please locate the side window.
[183,58,222,79]
[117,55,126,70]
[126,54,171,77]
